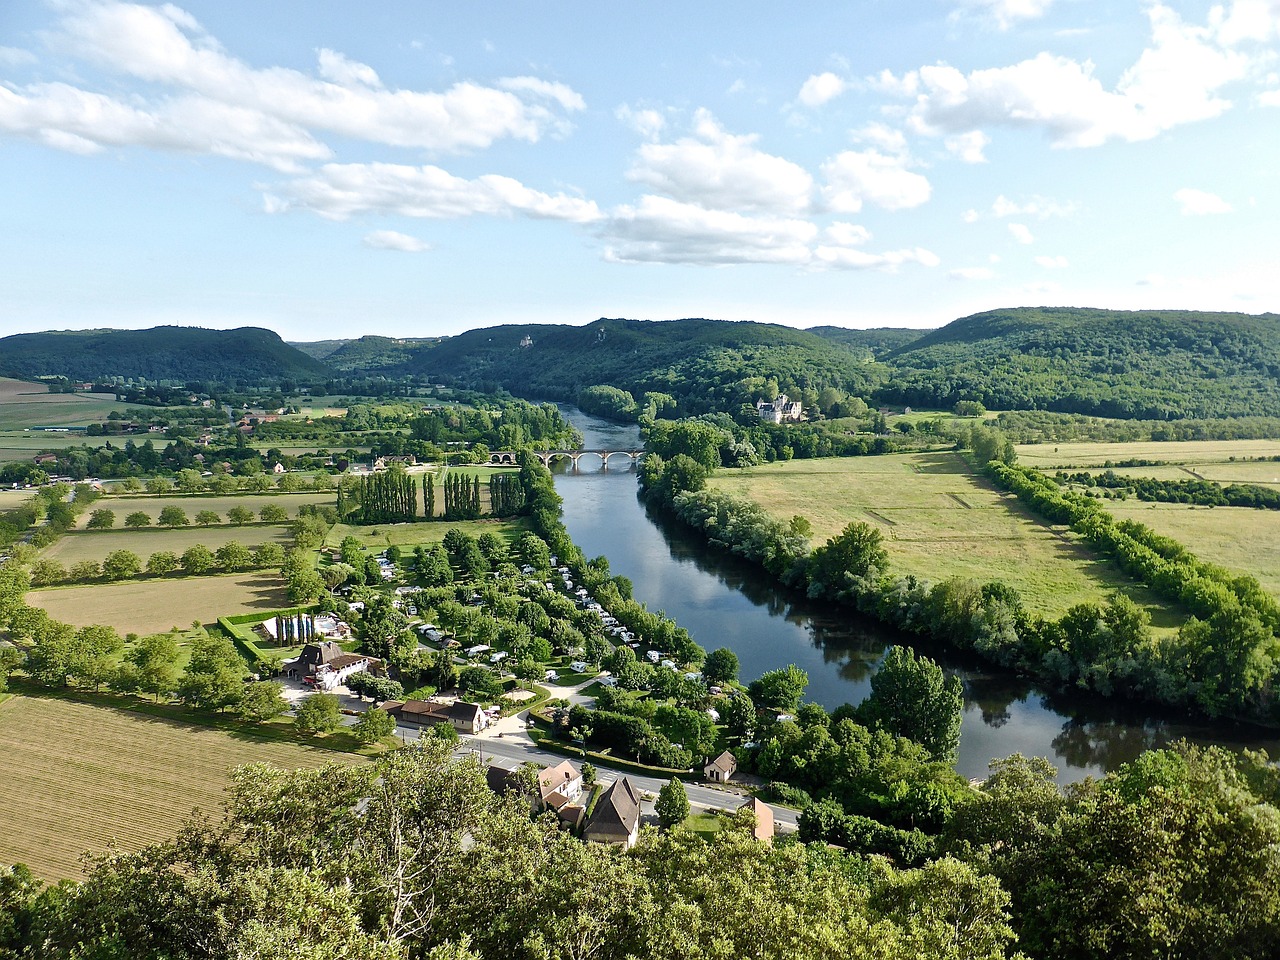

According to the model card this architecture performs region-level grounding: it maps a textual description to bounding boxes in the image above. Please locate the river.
[550,407,1280,783]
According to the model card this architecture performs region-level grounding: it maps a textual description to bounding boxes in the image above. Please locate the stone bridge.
[486,449,644,469]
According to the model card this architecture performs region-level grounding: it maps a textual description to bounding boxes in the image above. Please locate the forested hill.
[0,326,330,383]
[876,307,1280,419]
[384,318,885,413]
[806,325,930,358]
[314,335,441,372]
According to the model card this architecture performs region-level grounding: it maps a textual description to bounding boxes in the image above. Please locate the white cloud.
[0,82,329,170]
[945,130,990,162]
[798,72,850,107]
[852,122,909,154]
[270,162,603,222]
[991,194,1077,218]
[1008,223,1035,244]
[363,230,428,252]
[825,222,872,246]
[882,4,1260,149]
[962,209,981,223]
[814,245,940,271]
[1034,254,1070,268]
[627,110,814,214]
[0,46,37,67]
[601,195,816,265]
[950,266,996,280]
[42,0,584,157]
[616,105,666,139]
[1174,187,1233,214]
[821,150,931,212]
[950,0,1058,31]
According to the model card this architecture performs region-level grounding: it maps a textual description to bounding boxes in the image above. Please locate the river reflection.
[552,406,1280,782]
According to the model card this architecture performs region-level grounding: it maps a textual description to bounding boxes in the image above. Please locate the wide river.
[552,407,1280,782]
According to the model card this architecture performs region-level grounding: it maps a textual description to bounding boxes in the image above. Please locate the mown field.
[325,516,531,553]
[0,489,35,509]
[1103,501,1280,596]
[707,452,1182,623]
[42,525,292,565]
[0,378,127,430]
[27,573,291,634]
[0,432,91,464]
[76,492,334,529]
[0,696,364,881]
[1014,439,1280,469]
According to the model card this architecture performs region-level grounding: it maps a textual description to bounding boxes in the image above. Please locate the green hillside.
[392,317,884,413]
[0,326,331,383]
[319,335,440,373]
[877,307,1280,419]
[806,325,930,358]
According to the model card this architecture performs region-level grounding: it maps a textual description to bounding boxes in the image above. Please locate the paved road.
[393,721,797,831]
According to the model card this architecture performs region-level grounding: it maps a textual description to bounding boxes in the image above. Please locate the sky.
[1,0,1279,341]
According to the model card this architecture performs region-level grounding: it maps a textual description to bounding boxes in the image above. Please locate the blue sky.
[2,0,1278,340]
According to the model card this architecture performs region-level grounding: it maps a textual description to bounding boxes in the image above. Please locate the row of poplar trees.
[337,470,419,525]
[340,469,527,525]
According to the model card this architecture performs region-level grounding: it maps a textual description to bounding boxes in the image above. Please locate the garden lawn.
[0,695,364,881]
[708,452,1183,624]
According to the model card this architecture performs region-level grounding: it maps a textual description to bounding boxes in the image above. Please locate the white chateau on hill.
[755,393,803,423]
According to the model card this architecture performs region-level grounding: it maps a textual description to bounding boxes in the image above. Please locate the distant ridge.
[0,326,330,382]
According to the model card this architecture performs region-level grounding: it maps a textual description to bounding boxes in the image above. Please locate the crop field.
[1103,501,1280,596]
[0,378,127,430]
[326,517,531,553]
[1014,439,1280,469]
[41,525,293,565]
[27,573,291,633]
[708,452,1183,623]
[76,492,334,528]
[0,431,91,463]
[0,696,363,881]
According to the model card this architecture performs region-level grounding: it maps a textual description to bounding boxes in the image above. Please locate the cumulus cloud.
[991,194,1077,218]
[825,222,873,246]
[945,130,990,162]
[1008,223,1035,244]
[269,162,602,222]
[820,150,931,212]
[951,0,1058,31]
[363,230,428,252]
[17,0,584,164]
[601,195,816,265]
[627,110,814,214]
[798,72,850,107]
[1174,187,1233,214]
[950,266,996,280]
[1035,254,1069,267]
[814,245,940,271]
[879,3,1263,149]
[616,104,666,139]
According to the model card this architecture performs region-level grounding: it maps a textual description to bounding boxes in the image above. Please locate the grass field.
[0,489,35,509]
[0,378,128,430]
[0,431,93,464]
[325,517,531,553]
[41,526,293,565]
[1015,439,1280,469]
[1103,501,1280,596]
[0,696,364,880]
[708,452,1183,623]
[28,573,291,633]
[77,492,334,529]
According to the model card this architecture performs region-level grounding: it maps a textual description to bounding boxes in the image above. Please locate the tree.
[294,692,343,734]
[124,511,152,528]
[860,646,963,762]
[215,541,253,572]
[703,647,740,685]
[181,544,215,575]
[748,665,808,712]
[145,477,172,494]
[146,551,179,576]
[355,708,396,744]
[252,542,286,568]
[228,505,255,525]
[259,504,289,523]
[0,644,22,693]
[101,549,142,581]
[238,680,289,723]
[656,777,690,829]
[86,508,116,529]
[194,509,222,526]
[807,522,888,597]
[178,634,245,712]
[158,506,189,527]
[128,632,180,701]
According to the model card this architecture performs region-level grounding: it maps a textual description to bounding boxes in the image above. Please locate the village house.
[384,698,489,734]
[485,760,588,827]
[704,750,737,783]
[583,777,641,848]
[281,640,384,692]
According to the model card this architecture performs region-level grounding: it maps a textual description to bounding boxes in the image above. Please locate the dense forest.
[0,327,330,382]
[877,307,1280,419]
